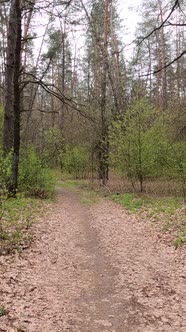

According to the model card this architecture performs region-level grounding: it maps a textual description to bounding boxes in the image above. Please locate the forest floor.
[0,184,186,332]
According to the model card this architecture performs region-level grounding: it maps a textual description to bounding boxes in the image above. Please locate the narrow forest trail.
[0,186,186,332]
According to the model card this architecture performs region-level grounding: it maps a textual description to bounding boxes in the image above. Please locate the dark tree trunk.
[9,0,22,196]
[159,1,167,111]
[60,29,66,130]
[3,0,22,196]
[98,137,109,183]
[98,0,109,186]
[3,0,17,155]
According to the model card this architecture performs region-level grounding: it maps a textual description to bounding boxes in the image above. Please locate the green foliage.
[80,189,98,204]
[110,99,157,190]
[0,195,42,254]
[18,147,55,198]
[145,197,181,216]
[0,151,12,200]
[63,145,90,179]
[109,99,186,195]
[58,179,83,188]
[57,177,98,204]
[41,126,65,169]
[112,192,182,214]
[2,195,33,222]
[143,117,169,178]
[0,105,3,145]
[173,229,186,247]
[112,191,185,246]
[43,29,62,60]
[0,307,7,316]
[112,193,144,212]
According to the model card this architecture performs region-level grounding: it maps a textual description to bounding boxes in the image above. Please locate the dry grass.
[89,172,184,197]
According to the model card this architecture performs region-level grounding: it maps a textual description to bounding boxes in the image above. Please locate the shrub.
[0,151,12,198]
[18,147,55,198]
[41,126,65,169]
[109,100,157,191]
[109,100,186,196]
[63,145,89,178]
[0,105,3,145]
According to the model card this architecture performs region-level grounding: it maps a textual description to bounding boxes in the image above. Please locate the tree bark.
[10,0,21,195]
[159,0,167,111]
[3,0,17,155]
[3,0,22,196]
[99,0,109,185]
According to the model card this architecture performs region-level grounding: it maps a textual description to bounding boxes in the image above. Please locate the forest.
[0,1,186,330]
[0,0,186,246]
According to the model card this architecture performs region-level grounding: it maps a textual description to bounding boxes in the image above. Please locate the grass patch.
[173,229,186,248]
[0,307,7,316]
[112,193,144,212]
[112,192,185,247]
[80,189,98,204]
[0,195,43,255]
[57,178,98,204]
[144,197,181,215]
[112,193,182,214]
[58,179,84,189]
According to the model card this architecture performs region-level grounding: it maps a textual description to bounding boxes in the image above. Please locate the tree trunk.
[99,0,109,185]
[159,1,167,111]
[3,0,17,155]
[3,0,22,196]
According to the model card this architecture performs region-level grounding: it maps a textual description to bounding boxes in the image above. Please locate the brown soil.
[0,187,186,332]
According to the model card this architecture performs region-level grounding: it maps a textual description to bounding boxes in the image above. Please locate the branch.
[140,50,186,77]
[20,75,97,124]
[137,0,180,46]
[21,108,59,114]
[21,72,79,106]
[167,21,186,26]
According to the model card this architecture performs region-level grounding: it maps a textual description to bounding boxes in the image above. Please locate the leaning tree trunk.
[3,0,22,196]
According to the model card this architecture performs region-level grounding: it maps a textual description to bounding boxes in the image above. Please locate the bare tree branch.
[167,21,186,26]
[137,0,180,46]
[20,74,98,125]
[140,50,186,77]
[21,108,59,114]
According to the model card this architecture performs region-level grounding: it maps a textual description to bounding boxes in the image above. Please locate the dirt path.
[0,187,186,332]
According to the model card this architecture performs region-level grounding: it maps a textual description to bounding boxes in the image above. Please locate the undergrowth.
[18,147,56,198]
[0,307,7,317]
[112,193,144,212]
[0,195,43,255]
[58,179,84,189]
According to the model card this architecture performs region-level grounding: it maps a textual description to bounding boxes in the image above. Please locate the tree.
[81,0,127,184]
[2,0,22,196]
[110,99,157,192]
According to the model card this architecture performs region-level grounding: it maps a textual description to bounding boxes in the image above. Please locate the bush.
[0,152,11,197]
[63,145,90,178]
[109,100,186,196]
[40,126,65,169]
[109,100,157,191]
[18,147,55,198]
[0,152,12,233]
[0,194,43,255]
[0,105,3,145]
